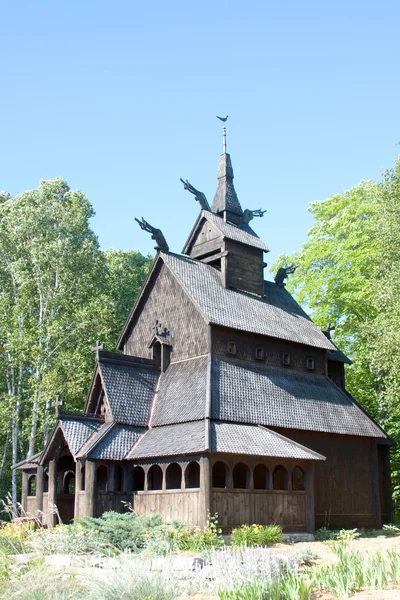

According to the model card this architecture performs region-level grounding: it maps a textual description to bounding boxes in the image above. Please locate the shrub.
[314,526,334,541]
[0,522,35,555]
[73,511,163,552]
[28,524,113,555]
[231,524,282,547]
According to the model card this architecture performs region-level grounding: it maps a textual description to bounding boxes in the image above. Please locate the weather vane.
[216,115,228,153]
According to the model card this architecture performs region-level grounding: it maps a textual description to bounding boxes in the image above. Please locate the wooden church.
[15,127,392,532]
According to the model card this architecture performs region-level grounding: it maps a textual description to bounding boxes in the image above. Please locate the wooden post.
[36,465,44,519]
[47,459,57,528]
[21,472,29,511]
[371,440,382,529]
[305,462,315,533]
[74,460,82,520]
[85,460,96,518]
[381,445,393,524]
[161,464,167,491]
[181,463,186,490]
[200,456,211,529]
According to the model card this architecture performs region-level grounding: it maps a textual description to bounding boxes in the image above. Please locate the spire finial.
[216,115,228,154]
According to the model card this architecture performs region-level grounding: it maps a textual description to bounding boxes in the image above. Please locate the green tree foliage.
[0,179,152,504]
[272,158,400,508]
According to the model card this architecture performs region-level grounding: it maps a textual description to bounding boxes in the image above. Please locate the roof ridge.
[76,421,115,459]
[257,424,326,460]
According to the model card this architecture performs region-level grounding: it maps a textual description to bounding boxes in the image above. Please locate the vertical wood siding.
[212,490,306,530]
[133,490,201,526]
[125,263,208,362]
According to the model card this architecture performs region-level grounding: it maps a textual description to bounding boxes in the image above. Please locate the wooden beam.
[36,465,44,520]
[74,460,82,519]
[200,456,211,529]
[305,463,315,533]
[85,460,96,517]
[47,459,57,528]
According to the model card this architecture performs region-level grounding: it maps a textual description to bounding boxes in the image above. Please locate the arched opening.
[147,464,163,491]
[63,471,75,495]
[212,461,229,488]
[165,463,182,490]
[81,465,85,491]
[233,462,250,489]
[253,464,270,490]
[43,471,49,493]
[96,465,108,492]
[292,466,305,491]
[273,465,289,490]
[132,466,145,491]
[28,475,36,496]
[185,462,200,488]
[114,465,125,492]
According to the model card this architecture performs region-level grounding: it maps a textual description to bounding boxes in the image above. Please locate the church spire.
[211,119,243,219]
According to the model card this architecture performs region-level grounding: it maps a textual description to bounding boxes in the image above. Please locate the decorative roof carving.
[134,217,169,253]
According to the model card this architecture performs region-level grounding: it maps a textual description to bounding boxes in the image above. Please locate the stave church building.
[15,127,392,532]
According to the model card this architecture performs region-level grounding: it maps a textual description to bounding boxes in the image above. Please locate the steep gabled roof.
[182,210,268,254]
[85,352,159,426]
[161,253,334,351]
[61,417,104,456]
[39,415,104,464]
[211,356,387,438]
[77,422,145,460]
[150,355,209,426]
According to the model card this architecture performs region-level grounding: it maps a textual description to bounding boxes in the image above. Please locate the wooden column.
[21,472,29,511]
[371,440,382,529]
[36,465,44,519]
[200,456,211,529]
[74,460,82,519]
[381,445,393,524]
[181,463,186,490]
[47,459,57,528]
[305,462,315,533]
[161,464,167,491]
[85,460,96,518]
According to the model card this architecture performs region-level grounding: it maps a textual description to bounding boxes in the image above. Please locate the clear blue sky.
[1,1,399,270]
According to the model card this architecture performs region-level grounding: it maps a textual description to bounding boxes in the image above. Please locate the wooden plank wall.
[26,496,36,515]
[212,490,306,530]
[96,491,130,517]
[225,240,264,296]
[134,490,201,526]
[212,326,326,375]
[125,263,208,362]
[275,429,376,529]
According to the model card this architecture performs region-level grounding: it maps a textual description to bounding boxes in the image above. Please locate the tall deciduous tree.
[272,163,400,507]
[0,179,152,508]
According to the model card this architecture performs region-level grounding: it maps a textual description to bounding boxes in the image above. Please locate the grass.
[231,524,283,547]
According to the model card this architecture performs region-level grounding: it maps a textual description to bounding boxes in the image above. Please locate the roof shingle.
[211,356,385,438]
[99,359,159,426]
[150,356,208,426]
[162,253,334,350]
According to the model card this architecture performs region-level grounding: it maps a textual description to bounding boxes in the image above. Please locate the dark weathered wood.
[47,459,57,528]
[74,460,82,519]
[36,465,44,518]
[21,472,29,511]
[85,460,96,517]
[125,263,208,362]
[200,456,211,528]
[371,440,381,528]
[211,326,326,375]
[305,463,315,532]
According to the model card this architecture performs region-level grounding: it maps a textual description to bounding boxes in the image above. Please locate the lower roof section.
[126,419,325,461]
[211,357,386,438]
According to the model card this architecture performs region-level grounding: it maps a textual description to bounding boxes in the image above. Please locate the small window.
[306,358,315,371]
[281,352,291,366]
[255,347,265,361]
[227,341,237,355]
